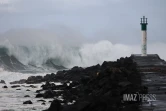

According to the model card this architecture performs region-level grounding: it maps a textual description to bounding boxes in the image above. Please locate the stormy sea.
[0,39,137,78]
[0,39,166,111]
[0,40,133,111]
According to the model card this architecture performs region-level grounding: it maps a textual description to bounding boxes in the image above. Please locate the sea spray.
[0,40,133,68]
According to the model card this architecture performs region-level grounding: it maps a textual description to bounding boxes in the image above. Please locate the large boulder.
[0,80,5,84]
[11,85,20,88]
[26,76,43,84]
[23,100,33,104]
[10,79,26,84]
[43,90,56,98]
[36,93,44,98]
[3,86,8,88]
[46,99,61,111]
[41,81,56,90]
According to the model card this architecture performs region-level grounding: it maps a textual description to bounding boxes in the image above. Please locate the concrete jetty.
[131,54,166,111]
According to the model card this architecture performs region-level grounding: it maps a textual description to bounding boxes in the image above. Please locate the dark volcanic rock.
[43,73,57,82]
[41,81,56,90]
[24,95,30,97]
[36,93,44,98]
[26,76,43,84]
[10,79,26,84]
[42,102,46,105]
[23,100,33,104]
[12,57,144,111]
[45,57,144,111]
[43,90,56,98]
[11,85,20,88]
[23,64,100,84]
[36,89,43,93]
[26,89,30,91]
[45,99,62,111]
[118,81,132,87]
[37,99,46,102]
[22,85,37,88]
[3,86,8,88]
[0,80,5,84]
[29,85,37,88]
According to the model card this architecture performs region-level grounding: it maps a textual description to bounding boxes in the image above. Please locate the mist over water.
[0,39,132,68]
[0,29,166,69]
[0,28,166,83]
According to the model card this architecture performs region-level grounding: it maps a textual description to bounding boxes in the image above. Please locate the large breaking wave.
[1,37,166,74]
[0,40,135,72]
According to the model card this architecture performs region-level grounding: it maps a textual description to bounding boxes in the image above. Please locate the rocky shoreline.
[2,57,147,111]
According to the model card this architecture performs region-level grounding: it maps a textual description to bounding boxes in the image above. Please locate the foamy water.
[0,68,49,84]
[0,68,59,111]
[0,83,52,111]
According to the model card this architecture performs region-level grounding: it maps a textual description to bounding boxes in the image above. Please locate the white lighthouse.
[140,16,148,56]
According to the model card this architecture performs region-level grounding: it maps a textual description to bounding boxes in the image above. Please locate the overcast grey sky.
[0,0,166,44]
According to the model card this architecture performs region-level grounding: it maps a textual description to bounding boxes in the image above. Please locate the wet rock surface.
[36,93,44,98]
[2,85,8,88]
[37,99,46,102]
[23,100,33,104]
[11,85,20,88]
[48,57,144,110]
[10,57,145,111]
[0,80,5,84]
[10,79,26,84]
[24,95,30,97]
[44,99,62,111]
[132,54,166,111]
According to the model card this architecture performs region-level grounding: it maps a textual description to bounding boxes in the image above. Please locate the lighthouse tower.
[140,16,148,56]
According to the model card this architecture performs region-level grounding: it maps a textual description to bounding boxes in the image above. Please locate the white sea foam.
[0,40,135,68]
[0,83,52,111]
[0,68,47,83]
